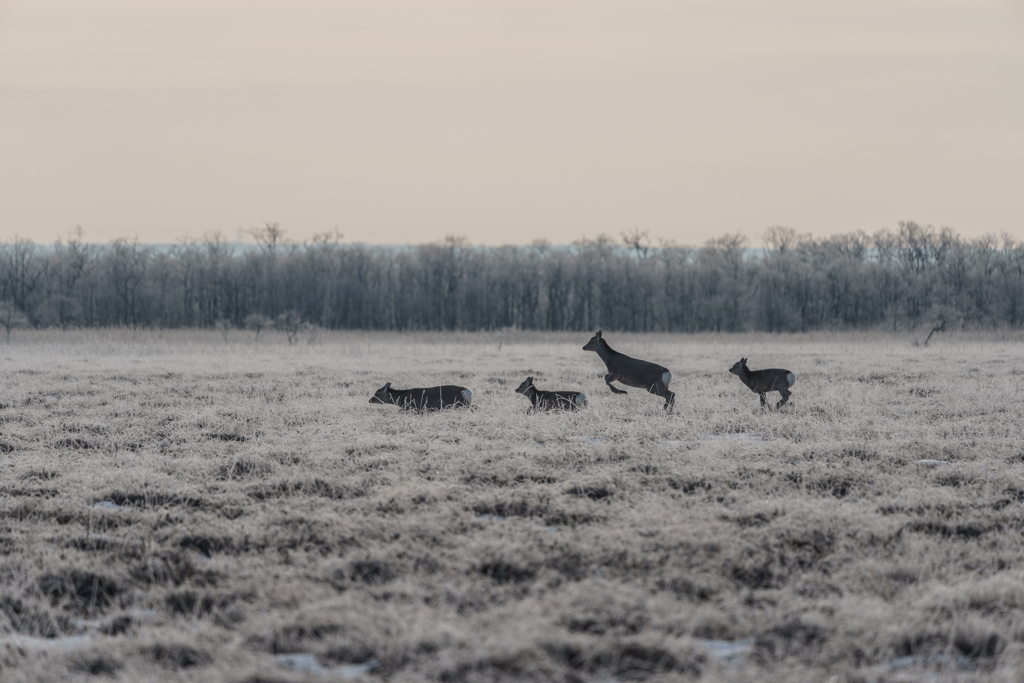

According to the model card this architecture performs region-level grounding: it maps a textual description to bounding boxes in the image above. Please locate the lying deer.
[729,358,795,410]
[583,330,674,410]
[369,383,472,411]
[515,376,587,413]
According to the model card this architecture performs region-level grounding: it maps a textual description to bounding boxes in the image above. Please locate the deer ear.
[527,376,533,384]
[384,382,391,390]
[596,330,602,338]
[741,358,746,365]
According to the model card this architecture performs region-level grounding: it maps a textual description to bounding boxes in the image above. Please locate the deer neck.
[594,341,619,366]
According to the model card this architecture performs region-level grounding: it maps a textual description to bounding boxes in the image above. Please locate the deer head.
[369,382,392,404]
[515,377,535,395]
[582,330,604,352]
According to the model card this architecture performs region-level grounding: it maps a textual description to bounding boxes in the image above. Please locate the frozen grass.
[2,329,1024,682]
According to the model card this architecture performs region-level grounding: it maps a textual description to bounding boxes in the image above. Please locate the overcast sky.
[1,0,1022,246]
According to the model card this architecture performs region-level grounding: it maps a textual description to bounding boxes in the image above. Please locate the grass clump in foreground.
[1,329,1024,682]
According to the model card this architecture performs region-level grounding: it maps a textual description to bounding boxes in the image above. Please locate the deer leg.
[646,382,674,411]
[759,393,767,410]
[663,388,675,411]
[648,382,673,409]
[776,389,791,409]
[605,374,628,394]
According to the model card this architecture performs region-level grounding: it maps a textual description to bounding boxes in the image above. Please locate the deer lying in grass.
[515,376,587,413]
[729,358,795,410]
[369,383,472,411]
[583,330,674,410]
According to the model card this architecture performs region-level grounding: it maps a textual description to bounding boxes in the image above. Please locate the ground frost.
[2,330,1023,681]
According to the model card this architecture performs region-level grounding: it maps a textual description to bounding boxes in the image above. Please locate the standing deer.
[515,376,587,413]
[582,331,674,410]
[369,383,472,411]
[728,358,795,410]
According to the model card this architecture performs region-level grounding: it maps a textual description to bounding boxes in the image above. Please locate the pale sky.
[1,1,1023,246]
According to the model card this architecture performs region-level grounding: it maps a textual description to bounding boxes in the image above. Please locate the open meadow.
[2,329,1024,682]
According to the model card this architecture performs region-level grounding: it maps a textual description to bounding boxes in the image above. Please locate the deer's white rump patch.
[662,371,672,387]
[461,389,473,404]
[786,372,796,386]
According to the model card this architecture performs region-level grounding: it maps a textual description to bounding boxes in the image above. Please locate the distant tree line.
[1,222,1023,335]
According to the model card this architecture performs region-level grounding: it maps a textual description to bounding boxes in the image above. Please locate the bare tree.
[0,301,29,340]
[305,230,344,328]
[106,238,150,327]
[922,311,947,346]
[248,222,288,254]
[215,318,232,342]
[0,237,44,311]
[762,226,801,253]
[621,227,651,262]
[306,325,322,345]
[275,310,304,345]
[48,227,92,328]
[244,313,272,341]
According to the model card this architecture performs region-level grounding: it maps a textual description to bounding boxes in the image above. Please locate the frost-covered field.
[2,329,1024,682]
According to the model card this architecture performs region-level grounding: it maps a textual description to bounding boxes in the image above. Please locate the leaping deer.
[583,331,674,410]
